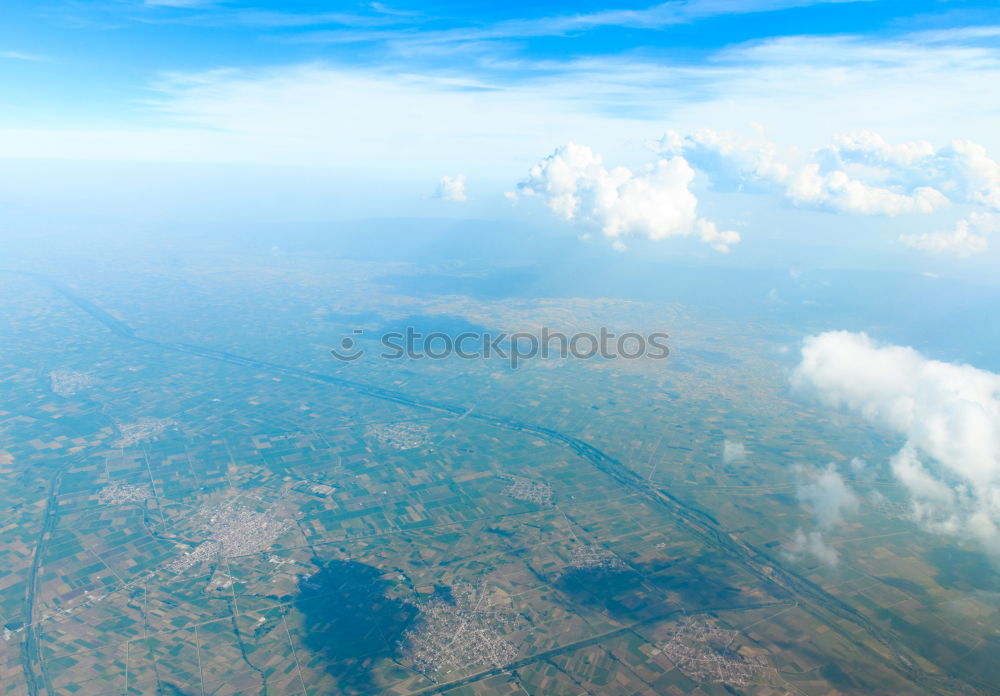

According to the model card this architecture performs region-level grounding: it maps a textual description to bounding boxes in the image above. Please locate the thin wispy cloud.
[143,0,218,7]
[368,2,422,19]
[287,0,873,47]
[58,0,417,30]
[0,50,49,62]
[908,24,1000,43]
[149,9,415,29]
[5,28,999,178]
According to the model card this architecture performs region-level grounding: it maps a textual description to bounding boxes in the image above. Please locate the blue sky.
[3,0,1000,271]
[3,0,998,128]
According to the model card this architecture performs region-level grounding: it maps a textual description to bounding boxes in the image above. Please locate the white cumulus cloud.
[788,529,841,567]
[900,212,997,256]
[822,135,1000,211]
[435,173,467,201]
[655,128,1000,215]
[722,439,746,464]
[792,331,1000,552]
[797,465,859,530]
[787,465,858,567]
[512,142,739,252]
[655,129,1000,253]
[663,128,946,214]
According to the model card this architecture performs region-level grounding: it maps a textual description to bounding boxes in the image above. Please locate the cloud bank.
[793,331,1000,552]
[511,143,739,252]
[657,129,1000,254]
